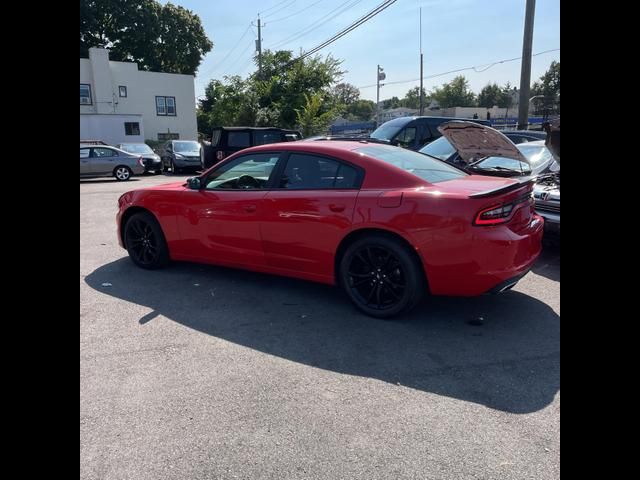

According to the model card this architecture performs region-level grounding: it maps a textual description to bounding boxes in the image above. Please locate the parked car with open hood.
[116,142,162,174]
[421,121,559,235]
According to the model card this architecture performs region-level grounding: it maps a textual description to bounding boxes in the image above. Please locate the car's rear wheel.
[339,235,426,318]
[124,212,170,269]
[114,166,132,181]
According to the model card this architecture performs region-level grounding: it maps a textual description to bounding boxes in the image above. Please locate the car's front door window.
[204,153,280,190]
[395,127,417,148]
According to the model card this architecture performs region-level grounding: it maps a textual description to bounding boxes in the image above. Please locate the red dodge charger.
[117,140,543,318]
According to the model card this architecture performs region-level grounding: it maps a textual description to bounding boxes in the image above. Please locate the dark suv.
[160,140,203,174]
[203,127,302,168]
[370,116,491,150]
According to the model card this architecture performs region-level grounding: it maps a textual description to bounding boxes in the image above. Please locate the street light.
[376,65,386,127]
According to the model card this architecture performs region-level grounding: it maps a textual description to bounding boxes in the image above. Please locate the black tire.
[171,159,181,175]
[124,212,170,269]
[339,234,426,318]
[113,166,132,181]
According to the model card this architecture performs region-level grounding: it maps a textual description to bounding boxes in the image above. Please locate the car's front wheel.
[124,212,170,269]
[113,166,132,181]
[339,234,426,318]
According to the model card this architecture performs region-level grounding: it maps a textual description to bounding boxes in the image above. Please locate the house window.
[124,122,140,136]
[119,86,127,97]
[156,96,176,116]
[80,84,92,105]
[157,132,180,141]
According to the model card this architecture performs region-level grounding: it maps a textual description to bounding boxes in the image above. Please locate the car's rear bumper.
[423,214,544,296]
[536,209,560,235]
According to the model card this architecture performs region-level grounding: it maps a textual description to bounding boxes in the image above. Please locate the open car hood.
[437,121,530,165]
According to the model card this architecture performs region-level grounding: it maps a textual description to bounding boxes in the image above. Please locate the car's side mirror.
[187,177,201,190]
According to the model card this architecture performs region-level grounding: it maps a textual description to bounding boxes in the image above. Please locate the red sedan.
[117,141,543,318]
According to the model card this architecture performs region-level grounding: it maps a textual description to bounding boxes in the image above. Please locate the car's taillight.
[474,203,514,225]
[473,191,534,226]
[138,157,145,167]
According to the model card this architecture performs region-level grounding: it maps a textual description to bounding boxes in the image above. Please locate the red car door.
[176,152,281,268]
[260,152,363,283]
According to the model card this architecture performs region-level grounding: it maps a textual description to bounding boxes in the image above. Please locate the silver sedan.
[80,145,146,181]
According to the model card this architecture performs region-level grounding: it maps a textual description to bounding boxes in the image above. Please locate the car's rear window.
[355,145,467,184]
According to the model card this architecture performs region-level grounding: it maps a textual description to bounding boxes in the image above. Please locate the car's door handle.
[244,204,257,213]
[329,204,346,212]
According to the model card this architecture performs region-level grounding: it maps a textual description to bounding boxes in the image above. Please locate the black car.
[160,140,203,174]
[369,116,491,150]
[203,127,302,168]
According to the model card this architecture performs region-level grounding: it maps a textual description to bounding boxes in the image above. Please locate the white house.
[80,47,198,145]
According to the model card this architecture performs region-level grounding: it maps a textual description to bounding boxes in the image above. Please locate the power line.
[291,0,398,63]
[357,48,560,89]
[263,0,297,20]
[267,0,325,24]
[258,0,291,16]
[268,0,365,50]
[199,23,252,78]
[225,40,256,76]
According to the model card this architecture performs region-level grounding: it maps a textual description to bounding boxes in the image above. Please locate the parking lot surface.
[81,174,560,480]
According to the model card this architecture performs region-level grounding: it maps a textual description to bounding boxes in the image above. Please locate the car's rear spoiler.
[468,177,535,199]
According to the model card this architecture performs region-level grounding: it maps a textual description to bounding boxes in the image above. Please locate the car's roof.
[246,139,385,155]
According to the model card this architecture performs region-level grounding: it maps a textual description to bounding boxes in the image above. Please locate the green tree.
[400,87,427,109]
[295,93,340,136]
[345,100,376,121]
[80,0,213,75]
[197,49,343,133]
[531,61,560,114]
[430,75,476,108]
[331,83,360,106]
[384,96,401,109]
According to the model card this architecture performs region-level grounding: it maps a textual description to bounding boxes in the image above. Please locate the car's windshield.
[355,145,467,184]
[418,136,455,161]
[120,143,154,154]
[174,141,200,152]
[370,118,410,141]
[473,144,553,174]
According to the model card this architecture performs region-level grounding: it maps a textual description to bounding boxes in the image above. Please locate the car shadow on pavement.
[85,258,560,415]
[532,243,560,282]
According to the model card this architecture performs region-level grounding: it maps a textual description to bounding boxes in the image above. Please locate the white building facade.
[80,48,198,145]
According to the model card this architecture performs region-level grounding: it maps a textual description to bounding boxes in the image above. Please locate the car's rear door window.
[91,148,117,157]
[227,131,251,148]
[277,153,362,189]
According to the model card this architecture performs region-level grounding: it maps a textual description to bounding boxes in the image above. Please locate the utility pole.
[376,65,385,127]
[419,7,424,116]
[517,0,536,130]
[256,16,263,79]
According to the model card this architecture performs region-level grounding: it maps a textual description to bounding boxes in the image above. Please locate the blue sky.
[162,0,559,102]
